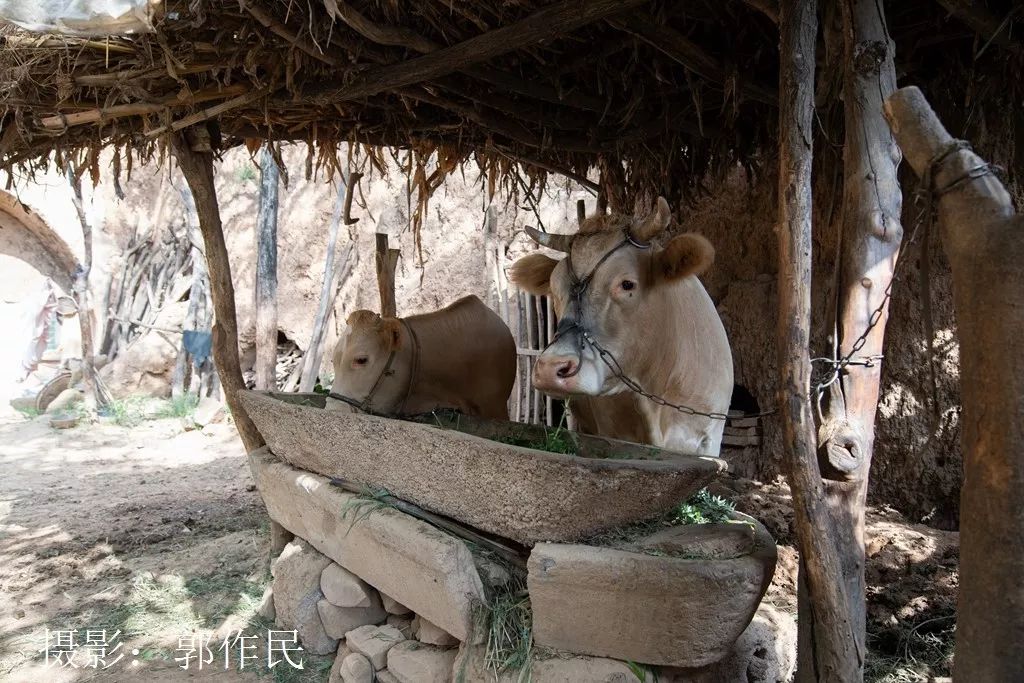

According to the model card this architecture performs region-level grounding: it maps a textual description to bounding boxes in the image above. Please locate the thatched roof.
[0,1,1021,206]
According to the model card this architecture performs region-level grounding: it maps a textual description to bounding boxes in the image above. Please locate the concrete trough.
[240,390,728,545]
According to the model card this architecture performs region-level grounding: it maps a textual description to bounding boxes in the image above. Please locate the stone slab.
[387,641,457,683]
[528,514,777,668]
[241,390,727,545]
[249,447,486,641]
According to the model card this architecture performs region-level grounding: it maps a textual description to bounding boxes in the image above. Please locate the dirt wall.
[678,169,962,528]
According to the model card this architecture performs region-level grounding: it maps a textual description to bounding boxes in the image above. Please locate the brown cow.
[509,197,733,455]
[330,294,516,419]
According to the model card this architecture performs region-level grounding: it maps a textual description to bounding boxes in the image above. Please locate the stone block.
[636,522,755,560]
[451,644,643,683]
[376,671,401,683]
[346,624,406,670]
[271,539,337,655]
[45,388,82,414]
[256,586,276,621]
[527,516,776,668]
[414,616,458,648]
[339,653,374,683]
[387,641,458,683]
[318,598,387,640]
[382,593,412,615]
[250,448,486,641]
[321,563,376,608]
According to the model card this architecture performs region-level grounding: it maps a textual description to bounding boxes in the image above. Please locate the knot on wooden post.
[853,40,887,75]
[817,419,868,481]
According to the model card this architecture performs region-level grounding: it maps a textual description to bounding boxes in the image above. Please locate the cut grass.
[101,394,200,427]
[585,488,737,551]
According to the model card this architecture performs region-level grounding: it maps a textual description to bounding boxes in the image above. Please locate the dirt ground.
[0,395,957,683]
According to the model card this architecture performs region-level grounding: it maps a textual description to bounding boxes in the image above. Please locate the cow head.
[509,197,715,398]
[331,309,404,410]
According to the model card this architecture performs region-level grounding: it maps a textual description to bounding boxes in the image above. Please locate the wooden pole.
[777,1,861,680]
[254,146,280,391]
[884,85,1024,683]
[170,129,263,452]
[812,3,903,675]
[298,173,356,393]
[374,233,399,319]
[66,167,106,410]
[171,182,211,398]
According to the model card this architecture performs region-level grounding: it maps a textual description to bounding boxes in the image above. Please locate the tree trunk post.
[884,85,1024,683]
[255,146,280,391]
[170,128,264,452]
[66,167,106,411]
[777,1,861,680]
[298,174,354,393]
[814,3,903,674]
[375,233,399,319]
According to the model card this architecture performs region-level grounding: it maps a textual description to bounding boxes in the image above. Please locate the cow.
[508,197,733,456]
[329,294,516,420]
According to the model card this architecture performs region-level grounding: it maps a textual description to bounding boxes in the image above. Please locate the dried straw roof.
[0,1,1021,205]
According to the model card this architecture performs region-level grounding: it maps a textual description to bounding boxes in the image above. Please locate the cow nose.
[555,358,578,378]
[533,354,580,395]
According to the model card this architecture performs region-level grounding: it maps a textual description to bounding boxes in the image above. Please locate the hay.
[0,0,1021,214]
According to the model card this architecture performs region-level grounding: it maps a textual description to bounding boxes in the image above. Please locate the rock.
[9,396,35,412]
[339,653,374,683]
[256,586,276,621]
[346,624,405,670]
[451,644,640,683]
[386,614,414,639]
[659,605,797,683]
[387,641,458,683]
[249,449,486,641]
[414,616,458,648]
[44,388,82,414]
[475,556,512,588]
[192,396,225,426]
[271,539,337,655]
[322,563,375,608]
[317,598,387,640]
[99,301,186,398]
[382,593,412,616]
[528,516,776,668]
[636,522,755,560]
[376,671,401,683]
[328,643,346,683]
[49,413,79,429]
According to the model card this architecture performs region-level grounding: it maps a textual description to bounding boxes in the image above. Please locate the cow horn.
[630,196,672,243]
[524,226,573,253]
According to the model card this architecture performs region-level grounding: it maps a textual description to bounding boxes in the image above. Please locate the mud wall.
[678,169,962,528]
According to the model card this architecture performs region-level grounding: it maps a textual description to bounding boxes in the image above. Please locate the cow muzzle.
[533,352,581,396]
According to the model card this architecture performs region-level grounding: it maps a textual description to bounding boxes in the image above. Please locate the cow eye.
[620,280,636,291]
[354,356,369,366]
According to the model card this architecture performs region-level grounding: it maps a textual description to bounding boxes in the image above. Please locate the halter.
[330,318,420,415]
[544,229,651,374]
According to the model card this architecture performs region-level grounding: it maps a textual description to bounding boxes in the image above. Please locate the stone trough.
[240,390,728,545]
[249,446,788,681]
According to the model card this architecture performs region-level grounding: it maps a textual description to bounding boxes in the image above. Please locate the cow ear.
[509,253,558,295]
[655,233,715,281]
[347,309,380,327]
[378,318,403,350]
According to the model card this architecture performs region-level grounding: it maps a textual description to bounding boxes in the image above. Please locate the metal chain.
[580,331,776,422]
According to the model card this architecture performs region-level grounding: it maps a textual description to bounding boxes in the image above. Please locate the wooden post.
[778,1,861,680]
[813,2,902,675]
[375,233,400,319]
[576,199,586,225]
[884,85,1024,683]
[171,182,212,398]
[254,146,280,391]
[170,129,264,452]
[66,167,106,410]
[298,172,357,393]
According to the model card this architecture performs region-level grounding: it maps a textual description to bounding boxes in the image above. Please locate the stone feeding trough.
[240,390,728,544]
[244,391,789,681]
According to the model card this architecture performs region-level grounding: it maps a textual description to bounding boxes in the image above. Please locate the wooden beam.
[375,234,399,319]
[243,1,347,68]
[311,0,651,104]
[884,84,1024,683]
[170,128,264,453]
[776,1,859,680]
[327,0,612,113]
[611,15,778,106]
[934,0,1019,53]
